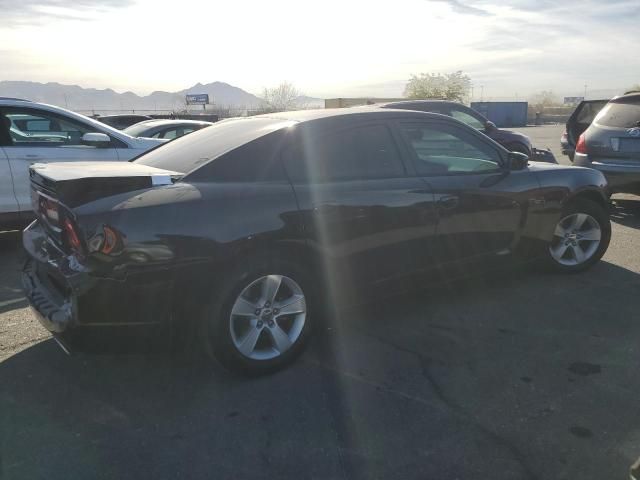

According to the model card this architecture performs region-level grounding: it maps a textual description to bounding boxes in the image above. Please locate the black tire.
[543,198,611,273]
[201,255,317,376]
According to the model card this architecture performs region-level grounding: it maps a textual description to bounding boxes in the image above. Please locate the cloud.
[0,0,133,24]
[430,0,491,16]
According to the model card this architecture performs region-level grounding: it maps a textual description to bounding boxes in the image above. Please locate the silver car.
[574,92,640,194]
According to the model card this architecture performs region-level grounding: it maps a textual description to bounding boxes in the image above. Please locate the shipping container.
[470,101,528,127]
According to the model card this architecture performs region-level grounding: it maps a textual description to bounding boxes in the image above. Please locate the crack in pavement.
[356,329,540,480]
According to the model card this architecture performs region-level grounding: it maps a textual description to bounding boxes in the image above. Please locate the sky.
[0,0,639,100]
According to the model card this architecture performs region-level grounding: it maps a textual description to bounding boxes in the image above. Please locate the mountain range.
[0,81,323,114]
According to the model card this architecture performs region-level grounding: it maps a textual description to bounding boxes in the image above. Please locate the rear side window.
[283,124,405,183]
[135,117,295,174]
[575,101,607,124]
[594,100,640,128]
[186,130,287,182]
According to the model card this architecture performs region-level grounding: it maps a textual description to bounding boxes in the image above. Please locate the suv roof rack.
[0,97,31,102]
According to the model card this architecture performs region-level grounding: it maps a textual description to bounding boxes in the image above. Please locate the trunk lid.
[29,162,181,250]
[29,162,181,208]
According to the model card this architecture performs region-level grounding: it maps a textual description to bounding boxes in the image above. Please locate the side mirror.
[507,151,529,171]
[82,132,111,146]
[485,120,497,132]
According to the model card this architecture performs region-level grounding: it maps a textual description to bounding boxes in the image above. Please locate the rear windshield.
[134,117,295,174]
[594,100,640,128]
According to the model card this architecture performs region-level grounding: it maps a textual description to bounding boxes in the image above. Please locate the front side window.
[399,123,501,175]
[2,108,100,146]
[449,108,486,130]
[284,124,405,183]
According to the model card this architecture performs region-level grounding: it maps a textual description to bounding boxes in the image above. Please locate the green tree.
[404,71,471,102]
[627,84,640,93]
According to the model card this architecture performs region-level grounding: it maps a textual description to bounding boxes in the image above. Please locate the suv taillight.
[62,218,84,257]
[575,133,587,154]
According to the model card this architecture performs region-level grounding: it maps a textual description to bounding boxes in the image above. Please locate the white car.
[0,98,166,230]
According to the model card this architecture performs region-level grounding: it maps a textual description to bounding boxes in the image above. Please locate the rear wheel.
[202,257,316,375]
[544,198,611,273]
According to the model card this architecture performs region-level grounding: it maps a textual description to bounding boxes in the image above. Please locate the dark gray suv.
[574,92,640,194]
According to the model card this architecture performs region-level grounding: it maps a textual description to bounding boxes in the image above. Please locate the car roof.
[132,119,213,127]
[255,107,445,124]
[98,114,151,120]
[0,97,31,102]
[376,99,460,108]
[611,92,640,104]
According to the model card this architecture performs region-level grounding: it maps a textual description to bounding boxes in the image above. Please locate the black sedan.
[123,119,213,139]
[22,108,611,375]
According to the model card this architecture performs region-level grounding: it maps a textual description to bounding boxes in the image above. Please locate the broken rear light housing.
[62,218,85,258]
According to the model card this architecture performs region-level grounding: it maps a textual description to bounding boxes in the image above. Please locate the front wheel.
[202,257,316,375]
[544,198,611,273]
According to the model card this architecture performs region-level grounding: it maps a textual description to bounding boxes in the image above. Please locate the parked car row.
[21,107,611,375]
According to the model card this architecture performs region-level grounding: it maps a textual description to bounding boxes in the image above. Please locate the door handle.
[18,154,43,160]
[437,195,459,210]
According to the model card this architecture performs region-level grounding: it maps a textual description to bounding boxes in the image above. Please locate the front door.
[0,107,118,211]
[283,123,437,296]
[396,120,530,264]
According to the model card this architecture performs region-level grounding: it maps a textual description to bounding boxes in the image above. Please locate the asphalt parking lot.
[2,124,640,480]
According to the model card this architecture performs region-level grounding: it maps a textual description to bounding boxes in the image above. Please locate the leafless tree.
[261,82,302,113]
[529,90,561,110]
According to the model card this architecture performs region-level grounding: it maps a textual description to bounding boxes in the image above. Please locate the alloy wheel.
[549,213,602,266]
[229,275,307,361]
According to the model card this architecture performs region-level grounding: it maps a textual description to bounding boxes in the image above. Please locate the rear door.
[567,100,608,146]
[0,106,119,211]
[283,122,437,292]
[396,120,529,264]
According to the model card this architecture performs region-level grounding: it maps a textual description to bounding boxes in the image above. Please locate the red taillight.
[62,218,83,256]
[575,133,587,154]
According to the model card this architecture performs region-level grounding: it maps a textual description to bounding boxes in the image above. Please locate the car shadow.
[1,259,640,479]
[610,195,640,229]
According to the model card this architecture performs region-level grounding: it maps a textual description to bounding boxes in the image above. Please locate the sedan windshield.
[134,117,294,174]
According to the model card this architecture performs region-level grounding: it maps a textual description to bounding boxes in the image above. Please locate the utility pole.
[584,83,588,99]
[480,85,484,102]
